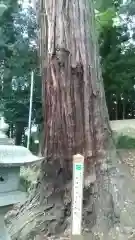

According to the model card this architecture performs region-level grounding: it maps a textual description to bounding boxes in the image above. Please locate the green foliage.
[96,7,116,31]
[120,0,135,16]
[116,135,135,149]
[95,0,122,32]
[0,3,7,16]
[95,0,122,12]
[0,1,42,146]
[98,0,135,120]
[1,0,135,148]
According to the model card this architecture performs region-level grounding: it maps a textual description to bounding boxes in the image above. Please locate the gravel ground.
[118,149,135,178]
[110,120,135,178]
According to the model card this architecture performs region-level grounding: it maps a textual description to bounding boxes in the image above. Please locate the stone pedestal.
[0,116,43,239]
[0,207,12,240]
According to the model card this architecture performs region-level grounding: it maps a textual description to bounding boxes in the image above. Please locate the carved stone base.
[0,206,12,240]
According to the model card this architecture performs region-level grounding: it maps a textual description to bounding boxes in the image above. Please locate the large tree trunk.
[15,122,25,145]
[8,0,135,239]
[40,0,109,159]
[39,0,112,235]
[38,0,135,238]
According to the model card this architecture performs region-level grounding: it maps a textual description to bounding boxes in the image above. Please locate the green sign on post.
[76,164,82,171]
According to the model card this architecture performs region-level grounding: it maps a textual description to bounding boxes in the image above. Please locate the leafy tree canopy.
[0,0,42,146]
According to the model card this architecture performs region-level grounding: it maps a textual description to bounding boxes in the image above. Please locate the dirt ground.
[8,120,135,239]
[110,120,135,178]
[110,119,135,132]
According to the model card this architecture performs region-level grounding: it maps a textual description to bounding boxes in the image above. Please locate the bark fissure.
[41,0,107,161]
[38,1,110,236]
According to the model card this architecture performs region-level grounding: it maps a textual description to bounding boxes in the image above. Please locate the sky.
[18,0,33,9]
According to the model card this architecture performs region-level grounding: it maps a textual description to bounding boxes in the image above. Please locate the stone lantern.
[0,117,43,240]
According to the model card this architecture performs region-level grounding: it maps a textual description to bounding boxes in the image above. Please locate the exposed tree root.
[6,147,135,240]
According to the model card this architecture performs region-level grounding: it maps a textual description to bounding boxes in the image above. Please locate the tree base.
[6,150,135,240]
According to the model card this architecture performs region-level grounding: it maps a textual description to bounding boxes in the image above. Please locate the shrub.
[116,135,135,149]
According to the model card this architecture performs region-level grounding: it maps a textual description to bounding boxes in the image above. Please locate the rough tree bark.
[38,0,135,238]
[38,0,113,236]
[40,0,109,159]
[8,0,135,239]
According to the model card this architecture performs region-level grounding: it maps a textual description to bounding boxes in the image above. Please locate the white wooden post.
[27,71,34,149]
[71,154,84,239]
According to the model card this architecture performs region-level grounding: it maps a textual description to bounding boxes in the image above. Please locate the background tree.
[0,1,42,148]
[98,0,135,120]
